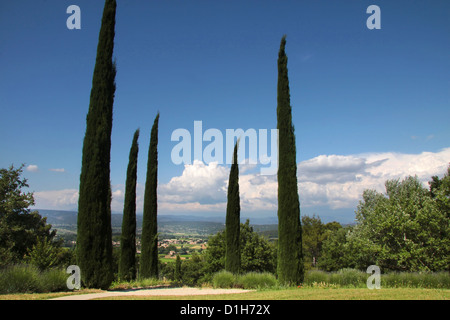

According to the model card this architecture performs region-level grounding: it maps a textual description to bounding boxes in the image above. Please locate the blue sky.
[1,1,449,223]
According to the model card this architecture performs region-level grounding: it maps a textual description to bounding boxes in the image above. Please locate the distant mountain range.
[36,209,278,229]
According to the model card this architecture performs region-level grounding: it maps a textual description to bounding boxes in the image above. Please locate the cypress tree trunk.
[76,0,117,289]
[225,141,240,274]
[140,113,160,279]
[276,35,304,285]
[119,129,139,281]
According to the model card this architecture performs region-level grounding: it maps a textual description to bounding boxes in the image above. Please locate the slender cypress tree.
[225,141,241,274]
[76,0,117,289]
[119,129,139,281]
[276,35,304,285]
[140,113,160,279]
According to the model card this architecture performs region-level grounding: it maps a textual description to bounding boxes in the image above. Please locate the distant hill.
[35,209,278,238]
[37,209,277,227]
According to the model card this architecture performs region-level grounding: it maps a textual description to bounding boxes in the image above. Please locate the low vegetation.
[0,265,68,294]
[209,269,450,290]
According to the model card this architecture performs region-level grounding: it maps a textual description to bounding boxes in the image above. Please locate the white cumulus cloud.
[33,189,79,210]
[31,148,450,218]
[26,164,39,172]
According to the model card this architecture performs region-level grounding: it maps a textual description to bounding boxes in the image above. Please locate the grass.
[98,287,449,300]
[0,289,103,300]
[2,286,448,300]
[1,266,449,300]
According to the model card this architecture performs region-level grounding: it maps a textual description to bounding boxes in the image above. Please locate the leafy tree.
[180,252,206,286]
[225,141,240,274]
[301,215,341,270]
[349,175,449,272]
[25,237,62,271]
[77,0,117,289]
[119,129,140,281]
[318,226,357,272]
[429,164,450,218]
[276,35,303,285]
[240,220,277,273]
[205,220,276,275]
[140,113,160,279]
[0,164,56,267]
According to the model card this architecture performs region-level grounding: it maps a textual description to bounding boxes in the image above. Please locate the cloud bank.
[33,148,450,218]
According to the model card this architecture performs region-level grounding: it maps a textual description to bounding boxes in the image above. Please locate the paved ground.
[49,287,253,300]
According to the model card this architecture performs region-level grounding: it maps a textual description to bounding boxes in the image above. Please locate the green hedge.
[0,264,68,294]
[212,271,277,289]
[304,269,450,289]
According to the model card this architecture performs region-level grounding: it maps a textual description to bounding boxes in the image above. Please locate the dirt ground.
[49,287,253,300]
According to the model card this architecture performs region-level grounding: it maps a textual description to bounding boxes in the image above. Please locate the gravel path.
[49,287,253,300]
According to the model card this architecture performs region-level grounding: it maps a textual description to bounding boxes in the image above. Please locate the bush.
[335,268,366,287]
[39,268,69,292]
[382,272,450,289]
[304,270,330,285]
[303,269,450,289]
[305,269,366,288]
[0,264,40,294]
[0,264,68,294]
[212,270,236,288]
[236,272,277,289]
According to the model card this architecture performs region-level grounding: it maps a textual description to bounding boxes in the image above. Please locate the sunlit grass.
[98,287,450,300]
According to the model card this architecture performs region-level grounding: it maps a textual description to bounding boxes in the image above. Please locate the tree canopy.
[320,168,450,272]
[0,164,57,268]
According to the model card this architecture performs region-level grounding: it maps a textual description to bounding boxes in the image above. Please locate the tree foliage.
[76,0,117,289]
[119,129,139,281]
[205,220,277,276]
[174,254,182,282]
[0,165,57,268]
[301,215,341,270]
[225,141,240,274]
[140,113,160,279]
[337,171,450,272]
[276,35,303,285]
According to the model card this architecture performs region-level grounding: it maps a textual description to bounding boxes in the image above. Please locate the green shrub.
[237,272,277,289]
[335,268,366,287]
[0,264,68,294]
[382,272,450,289]
[212,270,236,288]
[0,264,40,294]
[305,268,366,288]
[304,270,330,285]
[39,268,68,292]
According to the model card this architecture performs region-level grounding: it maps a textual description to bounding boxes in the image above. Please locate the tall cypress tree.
[276,35,304,285]
[119,129,139,281]
[76,0,117,289]
[225,141,240,274]
[140,113,160,279]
